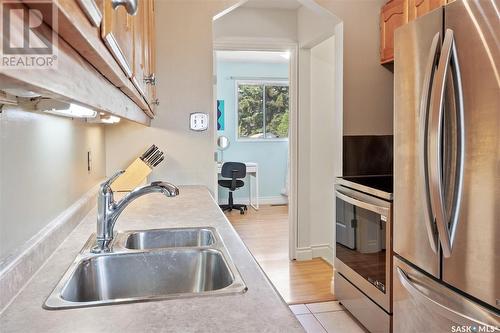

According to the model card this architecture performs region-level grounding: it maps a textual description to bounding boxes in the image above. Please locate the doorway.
[212,0,342,305]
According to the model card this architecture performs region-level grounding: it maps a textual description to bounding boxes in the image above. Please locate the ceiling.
[241,0,302,10]
[216,51,290,64]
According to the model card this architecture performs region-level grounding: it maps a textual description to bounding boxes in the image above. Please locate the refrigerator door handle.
[427,29,465,258]
[396,266,499,328]
[419,32,441,254]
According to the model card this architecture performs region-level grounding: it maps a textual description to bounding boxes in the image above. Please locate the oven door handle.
[335,189,390,217]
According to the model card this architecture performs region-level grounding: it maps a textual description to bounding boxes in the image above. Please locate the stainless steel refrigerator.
[393,0,499,331]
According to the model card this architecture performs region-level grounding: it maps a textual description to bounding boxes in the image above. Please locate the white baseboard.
[295,247,313,260]
[331,267,337,294]
[218,195,288,206]
[260,196,288,205]
[295,244,333,265]
[312,244,333,264]
[0,183,100,313]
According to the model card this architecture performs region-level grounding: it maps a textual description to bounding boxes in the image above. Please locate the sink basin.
[44,229,246,309]
[124,227,215,250]
[59,249,233,303]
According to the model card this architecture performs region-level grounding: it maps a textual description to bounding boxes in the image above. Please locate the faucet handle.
[100,170,125,193]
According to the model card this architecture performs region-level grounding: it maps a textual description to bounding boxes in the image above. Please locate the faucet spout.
[92,173,179,253]
[112,181,179,220]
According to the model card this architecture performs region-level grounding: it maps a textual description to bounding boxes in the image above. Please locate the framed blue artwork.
[217,100,225,131]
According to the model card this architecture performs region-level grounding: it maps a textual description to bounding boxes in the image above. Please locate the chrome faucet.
[92,171,180,253]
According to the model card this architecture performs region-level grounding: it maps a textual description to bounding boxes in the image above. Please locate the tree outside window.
[237,81,289,139]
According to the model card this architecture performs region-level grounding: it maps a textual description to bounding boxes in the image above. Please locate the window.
[237,81,289,139]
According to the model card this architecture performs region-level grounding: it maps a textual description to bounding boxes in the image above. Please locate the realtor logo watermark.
[1,0,58,69]
[451,325,498,332]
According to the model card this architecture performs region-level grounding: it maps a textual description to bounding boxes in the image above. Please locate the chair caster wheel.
[244,206,248,211]
[240,210,245,215]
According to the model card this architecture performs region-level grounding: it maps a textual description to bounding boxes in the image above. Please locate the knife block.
[110,158,152,192]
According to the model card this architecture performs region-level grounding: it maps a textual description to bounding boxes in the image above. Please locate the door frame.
[213,38,299,260]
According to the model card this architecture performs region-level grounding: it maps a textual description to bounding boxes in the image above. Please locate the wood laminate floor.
[225,205,335,304]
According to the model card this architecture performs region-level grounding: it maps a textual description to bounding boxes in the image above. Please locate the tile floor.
[290,301,369,333]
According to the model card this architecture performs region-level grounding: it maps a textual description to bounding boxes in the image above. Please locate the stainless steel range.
[334,175,393,333]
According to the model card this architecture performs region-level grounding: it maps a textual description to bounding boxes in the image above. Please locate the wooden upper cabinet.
[380,0,448,63]
[408,0,446,20]
[102,0,135,78]
[16,0,156,122]
[380,0,408,64]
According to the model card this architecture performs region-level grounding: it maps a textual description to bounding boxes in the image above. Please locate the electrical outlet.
[87,151,92,173]
[190,112,209,131]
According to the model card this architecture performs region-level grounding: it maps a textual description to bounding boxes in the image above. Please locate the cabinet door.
[408,0,445,21]
[132,0,147,98]
[146,0,157,111]
[77,0,103,27]
[102,0,134,78]
[380,0,408,64]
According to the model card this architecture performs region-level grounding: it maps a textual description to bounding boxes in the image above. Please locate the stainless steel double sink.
[44,227,247,309]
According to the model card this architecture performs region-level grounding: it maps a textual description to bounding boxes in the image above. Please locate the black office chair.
[219,162,248,214]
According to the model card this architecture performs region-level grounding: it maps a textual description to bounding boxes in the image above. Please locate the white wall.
[315,0,393,135]
[295,4,339,263]
[214,7,297,43]
[0,104,105,261]
[309,36,336,255]
[105,1,240,188]
[297,4,337,47]
[297,47,313,250]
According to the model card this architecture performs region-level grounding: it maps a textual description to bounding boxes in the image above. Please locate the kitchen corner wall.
[105,1,240,190]
[316,0,394,136]
[0,105,105,261]
[296,4,339,262]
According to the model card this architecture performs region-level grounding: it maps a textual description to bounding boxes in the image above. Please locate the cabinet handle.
[151,99,159,106]
[111,0,138,15]
[144,73,156,85]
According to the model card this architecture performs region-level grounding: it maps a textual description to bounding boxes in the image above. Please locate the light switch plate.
[190,112,209,131]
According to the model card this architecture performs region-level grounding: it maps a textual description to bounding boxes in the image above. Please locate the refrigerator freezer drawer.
[393,256,499,332]
[335,272,391,333]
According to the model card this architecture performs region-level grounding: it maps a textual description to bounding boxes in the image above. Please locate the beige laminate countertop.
[0,186,304,333]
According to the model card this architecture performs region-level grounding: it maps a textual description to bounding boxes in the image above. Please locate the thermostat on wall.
[189,112,209,131]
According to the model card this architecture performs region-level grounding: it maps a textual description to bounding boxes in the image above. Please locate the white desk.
[217,162,259,210]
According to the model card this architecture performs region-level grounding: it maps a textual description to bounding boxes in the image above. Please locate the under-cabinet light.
[100,115,121,124]
[44,103,97,118]
[3,88,41,98]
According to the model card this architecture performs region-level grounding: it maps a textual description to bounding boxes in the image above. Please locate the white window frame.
[235,79,290,142]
